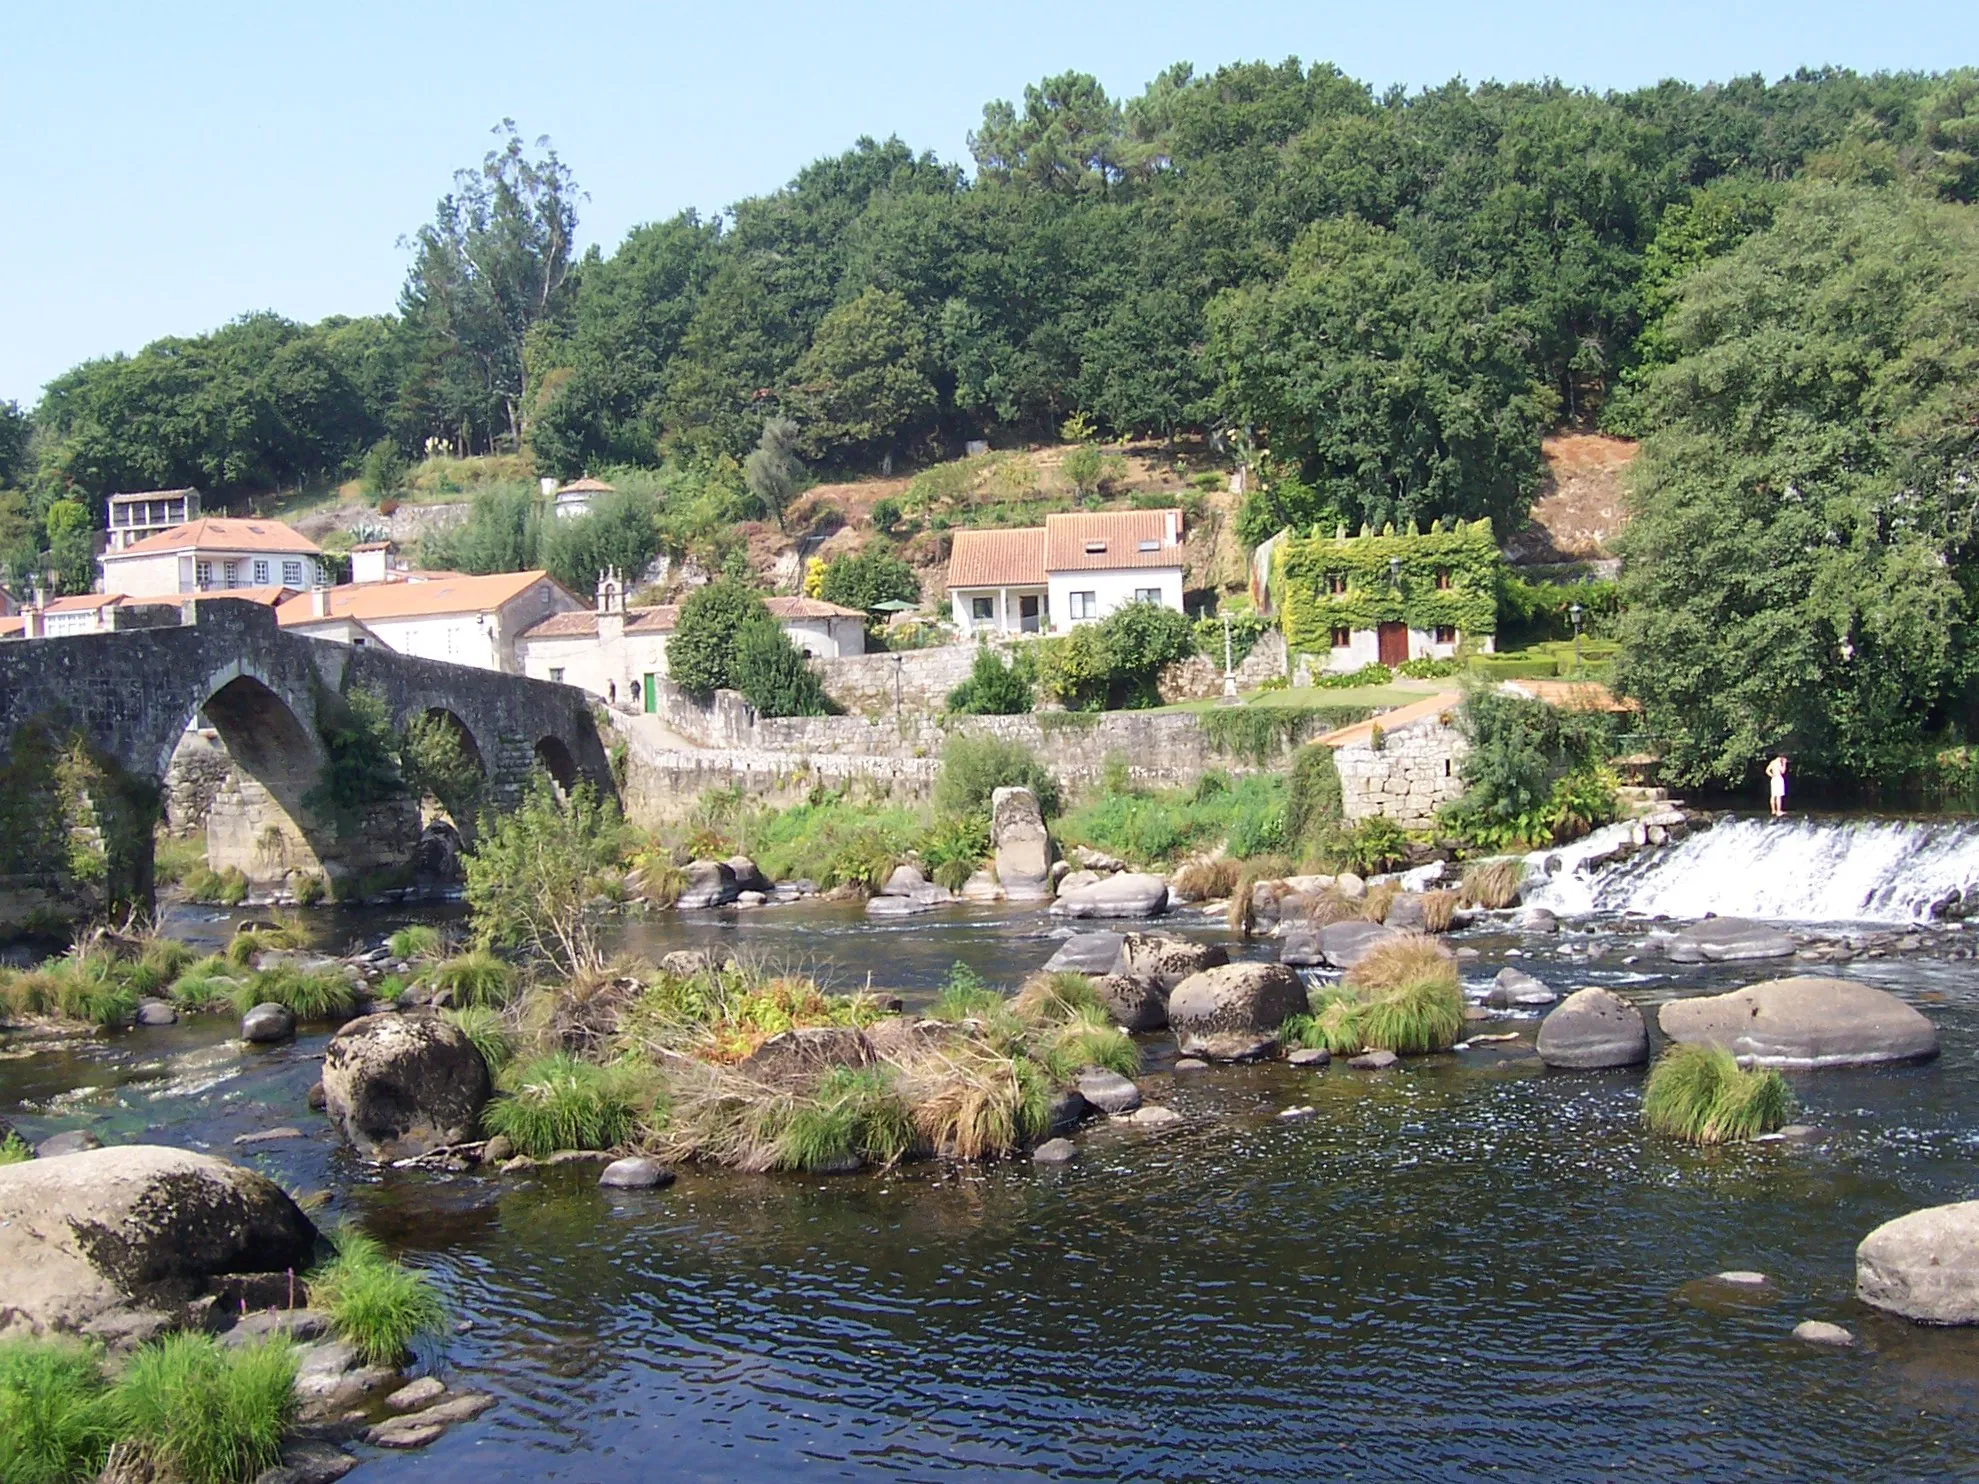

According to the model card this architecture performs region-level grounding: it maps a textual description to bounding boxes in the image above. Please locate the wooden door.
[1377,622,1409,667]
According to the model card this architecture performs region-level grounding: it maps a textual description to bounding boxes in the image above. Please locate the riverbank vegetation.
[310,1227,451,1367]
[1641,1045,1793,1144]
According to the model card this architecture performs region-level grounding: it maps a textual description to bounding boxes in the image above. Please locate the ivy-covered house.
[1259,518,1500,672]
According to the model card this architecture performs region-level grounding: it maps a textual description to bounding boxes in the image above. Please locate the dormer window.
[1137,539,1159,553]
[1084,540,1107,555]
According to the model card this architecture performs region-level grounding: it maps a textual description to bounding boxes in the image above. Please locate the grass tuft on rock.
[1173,857,1241,902]
[0,955,139,1028]
[0,1132,33,1164]
[1419,888,1461,933]
[901,1045,1056,1160]
[387,925,444,962]
[773,1067,918,1171]
[1642,1044,1793,1145]
[1009,971,1106,1025]
[1032,1006,1140,1080]
[110,1331,296,1484]
[483,1052,641,1157]
[1460,858,1525,910]
[223,965,359,1022]
[426,950,515,1008]
[224,919,307,968]
[1302,934,1466,1055]
[1360,880,1400,923]
[444,1005,514,1073]
[310,1226,450,1367]
[0,1335,117,1484]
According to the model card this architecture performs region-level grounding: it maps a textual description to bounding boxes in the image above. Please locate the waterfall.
[1523,816,1979,924]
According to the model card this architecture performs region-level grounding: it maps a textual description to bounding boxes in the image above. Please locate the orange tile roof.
[0,616,22,637]
[766,595,866,621]
[43,593,127,613]
[278,570,571,626]
[1043,509,1182,572]
[106,517,320,558]
[556,477,615,494]
[520,605,678,640]
[1501,678,1638,712]
[1318,692,1463,749]
[947,527,1047,588]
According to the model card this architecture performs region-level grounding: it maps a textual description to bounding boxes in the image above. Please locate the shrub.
[111,1332,296,1484]
[774,1067,918,1171]
[426,950,515,1008]
[292,874,327,907]
[466,777,625,975]
[945,646,1035,715]
[1283,745,1347,852]
[0,1132,32,1164]
[1173,858,1241,901]
[666,578,832,717]
[819,827,899,894]
[1010,971,1105,1024]
[1642,1045,1793,1144]
[183,866,251,907]
[398,712,487,825]
[1398,656,1462,678]
[309,1227,450,1367]
[1341,815,1411,875]
[929,962,1005,1022]
[443,1005,514,1072]
[817,547,919,617]
[1313,662,1394,689]
[1035,602,1197,710]
[918,813,990,892]
[225,965,359,1022]
[0,1337,116,1484]
[1440,687,1617,846]
[933,735,1059,816]
[1032,1006,1140,1080]
[483,1053,639,1157]
[870,496,902,531]
[388,925,444,962]
[730,617,834,718]
[1460,858,1526,909]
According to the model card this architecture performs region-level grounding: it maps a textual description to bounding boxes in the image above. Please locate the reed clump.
[1295,934,1465,1055]
[309,1226,450,1366]
[1460,858,1525,910]
[1641,1045,1793,1144]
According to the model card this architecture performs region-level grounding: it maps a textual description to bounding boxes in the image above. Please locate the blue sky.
[4,0,1976,405]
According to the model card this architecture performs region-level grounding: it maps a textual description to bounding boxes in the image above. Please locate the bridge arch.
[533,735,581,794]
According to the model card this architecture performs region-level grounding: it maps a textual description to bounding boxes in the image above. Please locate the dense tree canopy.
[1613,184,1979,785]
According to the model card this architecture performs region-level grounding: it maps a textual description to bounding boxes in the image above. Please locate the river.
[8,822,1979,1480]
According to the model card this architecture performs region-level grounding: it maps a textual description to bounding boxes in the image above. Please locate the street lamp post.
[1569,601,1584,674]
[1220,610,1240,704]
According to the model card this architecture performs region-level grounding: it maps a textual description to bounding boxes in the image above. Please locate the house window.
[282,560,303,587]
[223,560,240,588]
[1434,569,1453,590]
[1326,572,1347,595]
[1332,626,1352,648]
[970,596,994,621]
[1137,539,1159,553]
[1133,587,1161,604]
[1070,591,1098,620]
[549,667,565,684]
[252,560,270,586]
[195,561,212,588]
[1434,625,1458,645]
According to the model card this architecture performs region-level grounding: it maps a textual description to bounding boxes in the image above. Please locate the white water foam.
[1523,816,1979,924]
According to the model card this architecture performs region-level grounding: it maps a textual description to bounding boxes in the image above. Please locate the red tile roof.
[278,570,572,626]
[765,595,866,620]
[556,478,615,494]
[106,517,321,558]
[520,605,679,641]
[947,527,1047,588]
[1043,509,1183,572]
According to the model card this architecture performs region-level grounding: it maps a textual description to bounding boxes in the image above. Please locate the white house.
[947,508,1185,637]
[518,578,867,709]
[105,487,200,552]
[277,569,584,673]
[101,518,325,598]
[550,477,613,519]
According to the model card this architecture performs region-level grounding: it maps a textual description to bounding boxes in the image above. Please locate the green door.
[642,673,657,714]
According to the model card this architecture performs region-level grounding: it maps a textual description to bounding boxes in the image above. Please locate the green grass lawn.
[1157,681,1437,715]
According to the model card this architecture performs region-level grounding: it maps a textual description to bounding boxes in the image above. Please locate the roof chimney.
[311,584,330,618]
[1166,509,1180,545]
[23,602,43,639]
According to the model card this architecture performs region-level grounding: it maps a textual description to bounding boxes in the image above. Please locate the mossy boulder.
[322,1013,491,1161]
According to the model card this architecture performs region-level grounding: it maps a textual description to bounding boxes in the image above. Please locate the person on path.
[1766,754,1789,817]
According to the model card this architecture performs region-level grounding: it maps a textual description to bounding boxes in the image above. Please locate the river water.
[9,865,1979,1479]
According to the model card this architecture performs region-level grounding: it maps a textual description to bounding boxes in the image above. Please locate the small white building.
[277,569,583,673]
[551,477,614,519]
[101,518,325,598]
[947,508,1186,637]
[105,487,200,551]
[764,595,867,659]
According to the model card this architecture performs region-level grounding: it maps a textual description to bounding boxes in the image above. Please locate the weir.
[1527,815,1979,924]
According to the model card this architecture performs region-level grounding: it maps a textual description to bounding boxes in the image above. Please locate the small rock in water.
[1348,1049,1399,1070]
[135,998,178,1027]
[1277,1106,1316,1121]
[598,1157,674,1190]
[1287,1047,1331,1067]
[1172,1057,1208,1071]
[1791,1320,1854,1347]
[481,1134,513,1163]
[252,1438,358,1483]
[386,1376,447,1411]
[241,1003,296,1044]
[1716,1270,1771,1287]
[306,1081,327,1110]
[1031,1138,1078,1164]
[35,1129,103,1158]
[1125,1105,1184,1128]
[1455,947,1481,960]
[365,1392,497,1449]
[1775,1124,1821,1142]
[1076,1070,1142,1115]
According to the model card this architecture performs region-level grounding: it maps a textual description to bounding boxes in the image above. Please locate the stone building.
[1322,692,1469,829]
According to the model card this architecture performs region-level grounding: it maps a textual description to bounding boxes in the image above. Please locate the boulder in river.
[1075,1069,1142,1115]
[1535,989,1649,1069]
[1052,872,1169,919]
[1658,976,1938,1068]
[1487,967,1559,1009]
[322,1014,491,1160]
[738,1026,877,1085]
[0,1144,319,1339]
[1277,927,1324,967]
[725,856,773,894]
[598,1157,675,1190]
[1661,917,1797,963]
[241,1002,296,1044]
[1089,972,1167,1032]
[1857,1201,1979,1323]
[1316,921,1400,969]
[991,787,1054,902]
[880,863,927,897]
[676,859,739,910]
[37,1130,102,1158]
[1168,962,1307,1061]
[1111,933,1227,991]
[1044,931,1125,974]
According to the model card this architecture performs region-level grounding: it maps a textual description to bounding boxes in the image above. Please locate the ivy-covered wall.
[0,719,159,935]
[1272,519,1501,655]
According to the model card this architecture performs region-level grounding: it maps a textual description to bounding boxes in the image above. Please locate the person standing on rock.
[1766,754,1789,817]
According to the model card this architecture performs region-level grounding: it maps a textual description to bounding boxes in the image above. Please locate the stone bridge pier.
[0,598,614,935]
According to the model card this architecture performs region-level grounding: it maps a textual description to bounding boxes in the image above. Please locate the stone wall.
[812,644,981,715]
[1156,630,1290,703]
[1334,713,1469,828]
[163,729,232,836]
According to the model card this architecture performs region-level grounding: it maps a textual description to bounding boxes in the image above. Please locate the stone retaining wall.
[1334,711,1468,828]
[812,645,981,715]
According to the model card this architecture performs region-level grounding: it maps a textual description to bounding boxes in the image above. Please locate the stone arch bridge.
[0,598,613,935]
